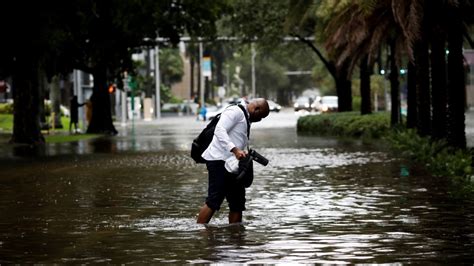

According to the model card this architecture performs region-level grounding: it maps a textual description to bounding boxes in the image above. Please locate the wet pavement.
[465,109,474,147]
[0,109,473,263]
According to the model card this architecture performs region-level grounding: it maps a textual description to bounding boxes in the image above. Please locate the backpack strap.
[237,104,250,139]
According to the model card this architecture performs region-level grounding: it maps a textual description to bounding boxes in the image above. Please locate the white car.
[319,96,338,113]
[294,96,311,112]
[267,100,282,112]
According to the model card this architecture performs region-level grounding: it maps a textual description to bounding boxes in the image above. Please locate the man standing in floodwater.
[197,98,270,224]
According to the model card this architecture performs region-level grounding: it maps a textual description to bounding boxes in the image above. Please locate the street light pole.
[199,41,205,109]
[121,74,128,126]
[75,70,85,131]
[251,43,256,99]
[155,41,161,119]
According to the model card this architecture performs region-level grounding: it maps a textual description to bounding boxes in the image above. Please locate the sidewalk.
[465,109,474,147]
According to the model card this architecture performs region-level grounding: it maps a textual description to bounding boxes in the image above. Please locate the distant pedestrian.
[200,104,208,121]
[69,96,85,133]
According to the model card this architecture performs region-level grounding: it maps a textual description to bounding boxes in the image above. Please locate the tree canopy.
[0,0,230,143]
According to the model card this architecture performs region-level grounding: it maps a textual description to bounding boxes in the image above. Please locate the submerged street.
[0,109,473,264]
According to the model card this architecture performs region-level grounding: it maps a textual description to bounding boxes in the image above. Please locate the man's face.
[250,114,262,123]
[249,101,269,122]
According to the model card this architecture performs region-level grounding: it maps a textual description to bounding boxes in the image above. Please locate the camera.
[249,149,269,166]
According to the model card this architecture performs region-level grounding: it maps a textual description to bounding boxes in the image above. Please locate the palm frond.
[391,0,423,60]
[284,0,315,33]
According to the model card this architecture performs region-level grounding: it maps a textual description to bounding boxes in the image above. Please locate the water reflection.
[88,137,118,153]
[0,115,473,263]
[12,143,47,157]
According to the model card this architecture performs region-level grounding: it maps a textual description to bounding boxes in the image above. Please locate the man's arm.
[230,147,246,160]
[214,108,246,159]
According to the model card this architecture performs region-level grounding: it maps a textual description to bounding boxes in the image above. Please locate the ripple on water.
[3,131,473,264]
[254,148,391,173]
[134,217,205,232]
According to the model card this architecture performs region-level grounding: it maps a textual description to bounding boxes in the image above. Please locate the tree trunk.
[389,41,400,126]
[86,67,117,135]
[49,75,63,129]
[213,45,225,87]
[335,62,352,112]
[430,33,447,140]
[144,50,153,98]
[406,62,418,129]
[197,53,201,102]
[415,38,431,136]
[360,56,372,115]
[38,70,48,130]
[446,22,466,149]
[190,51,195,98]
[295,35,352,112]
[11,57,44,145]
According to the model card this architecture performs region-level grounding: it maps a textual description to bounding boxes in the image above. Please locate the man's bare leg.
[197,204,215,224]
[228,211,242,224]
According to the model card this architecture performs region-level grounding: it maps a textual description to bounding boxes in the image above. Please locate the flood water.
[0,111,473,263]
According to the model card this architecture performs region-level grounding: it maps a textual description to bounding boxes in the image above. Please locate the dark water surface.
[0,113,473,263]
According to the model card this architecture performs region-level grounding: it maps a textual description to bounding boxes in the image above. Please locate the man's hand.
[231,147,247,160]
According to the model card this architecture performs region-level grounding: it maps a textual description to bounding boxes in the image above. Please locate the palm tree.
[288,0,473,148]
[406,61,417,128]
[446,2,468,149]
[396,0,473,147]
[323,0,410,124]
[428,1,448,140]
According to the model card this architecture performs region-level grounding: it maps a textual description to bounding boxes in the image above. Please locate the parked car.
[267,100,282,112]
[293,96,312,112]
[319,96,338,113]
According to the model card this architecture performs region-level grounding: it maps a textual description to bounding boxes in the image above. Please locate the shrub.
[297,112,390,139]
[297,112,473,196]
[385,129,472,178]
[385,129,474,197]
[0,103,13,114]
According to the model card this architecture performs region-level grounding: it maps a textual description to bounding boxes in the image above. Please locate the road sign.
[202,57,212,79]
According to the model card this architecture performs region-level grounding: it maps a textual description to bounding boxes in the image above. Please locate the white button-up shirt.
[201,102,250,161]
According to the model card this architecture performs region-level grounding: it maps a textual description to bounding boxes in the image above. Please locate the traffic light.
[108,84,116,94]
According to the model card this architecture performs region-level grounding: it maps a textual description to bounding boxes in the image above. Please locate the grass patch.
[0,114,13,131]
[0,114,77,132]
[49,116,72,130]
[45,134,100,143]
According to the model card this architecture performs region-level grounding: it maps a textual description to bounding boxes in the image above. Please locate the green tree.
[0,0,229,143]
[225,43,317,105]
[159,48,184,87]
[0,1,75,144]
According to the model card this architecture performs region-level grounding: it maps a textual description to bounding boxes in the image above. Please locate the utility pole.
[74,70,85,131]
[155,40,161,119]
[251,43,256,99]
[121,73,128,126]
[199,41,205,109]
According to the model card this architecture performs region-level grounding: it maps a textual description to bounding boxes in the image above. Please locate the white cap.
[224,156,239,174]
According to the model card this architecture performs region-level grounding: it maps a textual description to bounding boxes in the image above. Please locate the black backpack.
[191,104,249,164]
